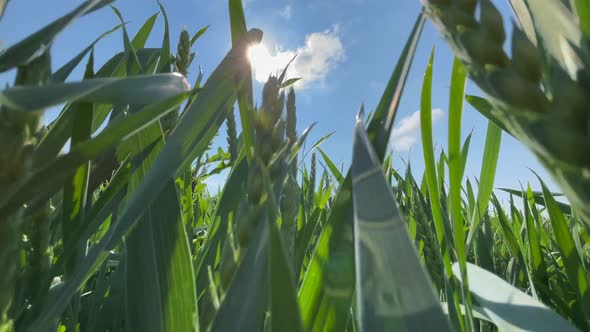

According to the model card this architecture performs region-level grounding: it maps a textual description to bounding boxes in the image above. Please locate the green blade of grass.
[498,187,572,215]
[447,57,473,330]
[111,6,144,74]
[466,120,502,247]
[156,1,171,73]
[459,132,472,181]
[351,115,451,332]
[52,23,123,82]
[123,125,197,332]
[0,0,114,72]
[298,14,424,332]
[452,262,578,332]
[0,73,190,111]
[132,12,160,50]
[191,25,210,46]
[317,147,343,184]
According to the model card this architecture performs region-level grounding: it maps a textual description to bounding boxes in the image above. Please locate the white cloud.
[279,3,292,19]
[390,108,444,151]
[247,27,345,89]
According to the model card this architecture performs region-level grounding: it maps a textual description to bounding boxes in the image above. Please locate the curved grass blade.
[298,14,425,331]
[0,92,191,218]
[25,30,262,331]
[123,125,197,332]
[465,95,512,137]
[352,115,450,332]
[0,0,114,72]
[459,132,472,181]
[367,14,425,159]
[0,73,189,111]
[498,187,572,215]
[191,25,210,46]
[452,262,579,332]
[156,1,171,73]
[300,131,334,163]
[52,23,123,82]
[132,12,160,50]
[447,57,474,330]
[111,6,143,74]
[317,147,343,184]
[465,120,502,247]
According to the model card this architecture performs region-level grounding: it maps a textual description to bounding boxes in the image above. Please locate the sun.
[247,43,296,83]
[247,43,274,79]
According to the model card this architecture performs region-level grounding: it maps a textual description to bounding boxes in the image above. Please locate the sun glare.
[247,43,295,83]
[247,43,273,79]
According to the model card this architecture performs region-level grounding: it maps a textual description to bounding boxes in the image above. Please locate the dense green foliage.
[0,0,589,331]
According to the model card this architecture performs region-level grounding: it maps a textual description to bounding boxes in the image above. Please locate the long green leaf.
[447,57,474,329]
[351,115,450,332]
[51,23,123,82]
[317,147,343,184]
[498,187,572,215]
[452,262,578,332]
[123,125,197,332]
[0,73,189,111]
[0,0,114,72]
[132,12,160,50]
[465,120,502,247]
[156,1,171,73]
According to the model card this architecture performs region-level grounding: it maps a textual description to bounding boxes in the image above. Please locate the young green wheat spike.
[421,0,590,223]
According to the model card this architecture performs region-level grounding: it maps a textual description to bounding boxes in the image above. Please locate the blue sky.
[0,0,559,195]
